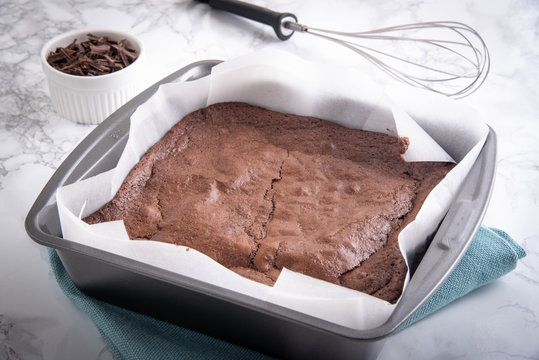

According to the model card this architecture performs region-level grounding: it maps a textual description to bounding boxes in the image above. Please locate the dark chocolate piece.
[47,33,138,76]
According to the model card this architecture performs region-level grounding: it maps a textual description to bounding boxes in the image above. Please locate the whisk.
[196,0,490,98]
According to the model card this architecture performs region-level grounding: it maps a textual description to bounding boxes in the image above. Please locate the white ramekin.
[41,29,145,125]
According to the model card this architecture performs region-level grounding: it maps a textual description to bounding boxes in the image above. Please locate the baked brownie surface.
[84,102,454,303]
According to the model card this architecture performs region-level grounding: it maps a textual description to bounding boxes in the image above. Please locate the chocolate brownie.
[84,102,454,303]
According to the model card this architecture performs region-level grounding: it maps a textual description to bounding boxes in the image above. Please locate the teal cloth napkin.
[48,226,525,360]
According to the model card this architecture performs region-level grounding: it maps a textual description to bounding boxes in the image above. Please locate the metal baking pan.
[25,60,496,359]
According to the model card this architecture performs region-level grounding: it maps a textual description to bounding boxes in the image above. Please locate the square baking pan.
[25,60,496,360]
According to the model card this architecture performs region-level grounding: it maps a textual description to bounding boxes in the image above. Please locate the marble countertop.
[1,0,538,359]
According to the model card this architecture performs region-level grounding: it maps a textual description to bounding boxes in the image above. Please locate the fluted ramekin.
[41,29,145,125]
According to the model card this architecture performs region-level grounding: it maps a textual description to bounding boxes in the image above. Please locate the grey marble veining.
[1,0,538,359]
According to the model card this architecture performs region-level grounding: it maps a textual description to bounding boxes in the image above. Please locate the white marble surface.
[1,0,538,359]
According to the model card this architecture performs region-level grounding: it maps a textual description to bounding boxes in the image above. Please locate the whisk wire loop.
[284,20,490,98]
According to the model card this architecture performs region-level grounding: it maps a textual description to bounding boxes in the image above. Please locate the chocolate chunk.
[46,33,138,76]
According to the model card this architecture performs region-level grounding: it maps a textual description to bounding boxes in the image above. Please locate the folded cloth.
[48,226,525,360]
[398,226,526,329]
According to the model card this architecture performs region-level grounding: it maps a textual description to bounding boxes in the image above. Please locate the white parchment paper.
[56,50,489,330]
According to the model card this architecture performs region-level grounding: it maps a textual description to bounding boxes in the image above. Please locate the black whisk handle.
[195,0,297,40]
